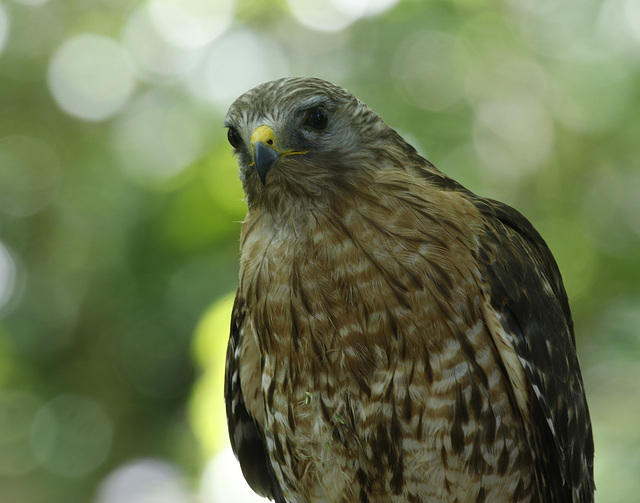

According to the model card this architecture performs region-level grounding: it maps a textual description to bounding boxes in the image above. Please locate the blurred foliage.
[0,0,639,501]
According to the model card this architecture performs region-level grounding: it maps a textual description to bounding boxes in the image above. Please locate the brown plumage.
[223,77,594,502]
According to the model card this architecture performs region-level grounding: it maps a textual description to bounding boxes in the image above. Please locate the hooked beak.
[254,141,280,186]
[251,125,280,186]
[250,125,308,185]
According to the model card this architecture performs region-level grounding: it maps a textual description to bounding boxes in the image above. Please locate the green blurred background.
[0,0,639,501]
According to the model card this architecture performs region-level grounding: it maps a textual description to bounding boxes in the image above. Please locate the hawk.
[223,77,594,502]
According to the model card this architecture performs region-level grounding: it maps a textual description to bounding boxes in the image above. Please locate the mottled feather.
[223,77,594,502]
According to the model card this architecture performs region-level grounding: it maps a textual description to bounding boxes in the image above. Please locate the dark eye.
[227,127,242,149]
[304,106,328,131]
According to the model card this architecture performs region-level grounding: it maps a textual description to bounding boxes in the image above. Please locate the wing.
[224,293,285,502]
[474,197,595,502]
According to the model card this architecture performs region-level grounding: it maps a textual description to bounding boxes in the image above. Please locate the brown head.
[224,77,419,211]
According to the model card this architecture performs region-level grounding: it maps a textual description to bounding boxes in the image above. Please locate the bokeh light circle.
[0,3,8,56]
[188,28,289,110]
[345,0,401,16]
[112,90,207,187]
[627,0,640,41]
[0,390,42,476]
[10,0,50,5]
[30,394,113,477]
[148,0,234,49]
[48,34,136,121]
[0,241,20,315]
[122,5,204,83]
[0,135,61,217]
[200,447,265,503]
[473,90,554,181]
[393,31,464,112]
[287,0,358,32]
[287,0,400,32]
[95,459,192,503]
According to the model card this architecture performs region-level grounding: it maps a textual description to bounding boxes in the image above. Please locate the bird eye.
[227,127,242,149]
[303,106,328,131]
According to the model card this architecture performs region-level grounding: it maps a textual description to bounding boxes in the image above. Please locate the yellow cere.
[250,124,309,158]
[251,125,278,150]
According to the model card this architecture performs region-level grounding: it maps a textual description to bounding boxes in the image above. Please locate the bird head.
[224,77,410,210]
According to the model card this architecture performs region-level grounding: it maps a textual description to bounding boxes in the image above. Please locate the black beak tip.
[254,142,280,185]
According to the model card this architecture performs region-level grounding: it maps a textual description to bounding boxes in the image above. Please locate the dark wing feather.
[224,294,285,502]
[474,197,595,502]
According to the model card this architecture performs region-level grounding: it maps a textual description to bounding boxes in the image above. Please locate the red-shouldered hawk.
[223,77,594,502]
